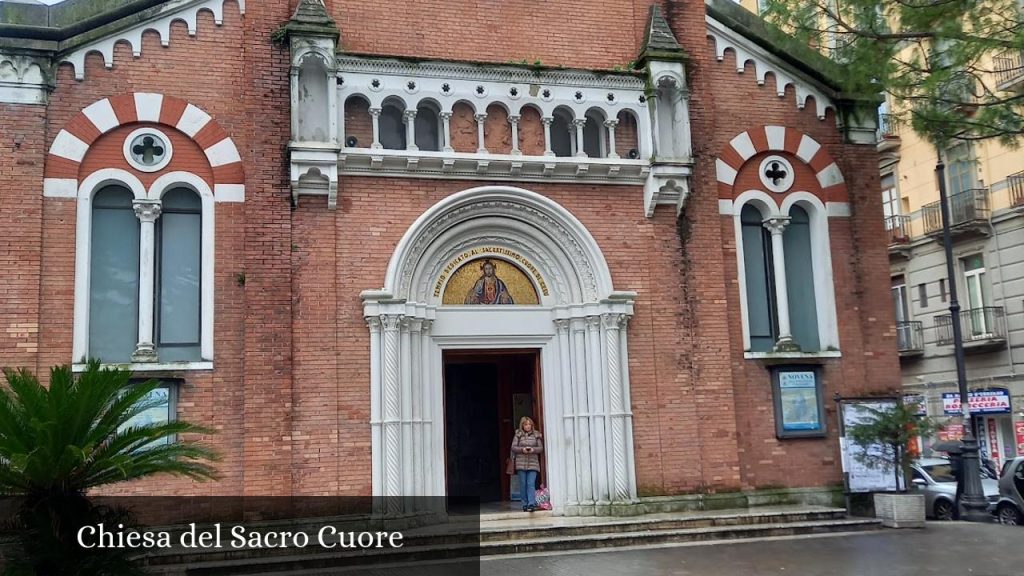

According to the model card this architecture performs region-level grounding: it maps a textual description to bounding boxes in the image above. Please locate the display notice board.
[838,398,901,493]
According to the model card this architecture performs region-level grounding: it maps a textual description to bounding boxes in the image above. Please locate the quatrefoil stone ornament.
[123,128,173,173]
[758,155,795,193]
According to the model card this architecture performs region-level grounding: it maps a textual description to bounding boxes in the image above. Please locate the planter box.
[873,492,926,528]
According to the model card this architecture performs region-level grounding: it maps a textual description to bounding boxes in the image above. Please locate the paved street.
[480,523,1024,576]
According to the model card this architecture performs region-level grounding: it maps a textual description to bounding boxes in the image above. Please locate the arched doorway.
[362,186,638,515]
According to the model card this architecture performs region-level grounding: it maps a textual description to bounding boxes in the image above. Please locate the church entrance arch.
[362,185,637,515]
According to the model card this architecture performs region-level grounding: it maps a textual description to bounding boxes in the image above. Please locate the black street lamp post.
[935,153,989,522]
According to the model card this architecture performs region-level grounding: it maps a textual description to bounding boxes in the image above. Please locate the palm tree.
[0,361,219,575]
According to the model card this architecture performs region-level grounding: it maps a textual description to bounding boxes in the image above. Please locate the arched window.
[583,110,605,158]
[296,54,330,142]
[379,103,406,150]
[783,205,819,351]
[89,186,140,363]
[550,111,573,157]
[741,204,777,352]
[414,103,442,151]
[156,188,202,361]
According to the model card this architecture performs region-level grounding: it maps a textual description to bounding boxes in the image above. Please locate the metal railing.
[885,214,911,244]
[994,49,1024,88]
[1009,171,1024,208]
[934,306,1006,345]
[896,320,924,353]
[877,114,900,141]
[921,188,990,234]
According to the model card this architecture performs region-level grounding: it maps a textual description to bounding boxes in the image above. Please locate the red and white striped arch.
[715,125,846,201]
[42,92,244,202]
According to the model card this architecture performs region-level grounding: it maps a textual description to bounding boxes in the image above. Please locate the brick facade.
[0,0,898,500]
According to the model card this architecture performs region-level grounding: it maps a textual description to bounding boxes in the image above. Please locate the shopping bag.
[535,485,552,510]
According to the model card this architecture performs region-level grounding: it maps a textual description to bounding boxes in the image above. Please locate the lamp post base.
[958,435,992,523]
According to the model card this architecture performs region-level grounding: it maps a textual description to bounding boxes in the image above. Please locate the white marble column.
[586,315,608,503]
[603,313,629,502]
[403,109,418,151]
[604,119,619,159]
[508,114,521,155]
[367,316,384,498]
[573,118,588,158]
[542,116,554,157]
[381,313,403,501]
[571,317,594,504]
[763,216,799,352]
[439,112,453,153]
[369,107,383,149]
[419,319,435,495]
[131,199,161,363]
[474,113,488,153]
[555,319,578,506]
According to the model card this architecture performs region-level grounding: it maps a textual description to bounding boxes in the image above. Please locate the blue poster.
[779,371,819,431]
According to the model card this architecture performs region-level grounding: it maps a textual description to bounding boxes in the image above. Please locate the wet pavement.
[479,522,1024,576]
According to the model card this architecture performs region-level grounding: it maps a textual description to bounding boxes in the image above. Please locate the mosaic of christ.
[442,258,539,305]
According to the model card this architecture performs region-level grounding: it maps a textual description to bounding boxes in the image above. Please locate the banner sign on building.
[903,394,927,416]
[1015,421,1024,455]
[942,389,1011,415]
[986,419,1001,469]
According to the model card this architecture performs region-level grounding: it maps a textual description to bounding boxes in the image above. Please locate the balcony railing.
[921,188,990,234]
[877,114,901,141]
[934,307,1007,346]
[1009,171,1024,208]
[994,49,1024,90]
[885,214,911,245]
[896,320,924,355]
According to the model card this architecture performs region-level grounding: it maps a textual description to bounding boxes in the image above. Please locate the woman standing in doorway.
[511,417,543,512]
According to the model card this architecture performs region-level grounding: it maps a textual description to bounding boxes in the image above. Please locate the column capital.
[604,119,619,129]
[381,314,404,332]
[366,316,382,330]
[369,107,382,118]
[474,113,488,123]
[133,199,162,223]
[541,116,554,126]
[439,111,453,120]
[571,118,588,129]
[508,114,521,124]
[402,109,417,122]
[762,216,791,235]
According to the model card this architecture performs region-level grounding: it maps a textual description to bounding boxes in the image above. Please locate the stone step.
[142,509,879,575]
[473,508,849,542]
[478,517,882,555]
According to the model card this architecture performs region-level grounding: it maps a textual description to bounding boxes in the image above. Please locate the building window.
[962,254,989,335]
[918,283,929,309]
[156,188,203,362]
[881,173,900,221]
[414,102,442,152]
[946,143,976,196]
[582,110,606,158]
[741,204,778,352]
[892,276,909,322]
[783,205,820,351]
[938,278,947,303]
[119,380,178,447]
[736,195,838,354]
[89,186,141,363]
[550,110,573,157]
[77,172,214,368]
[378,102,406,150]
